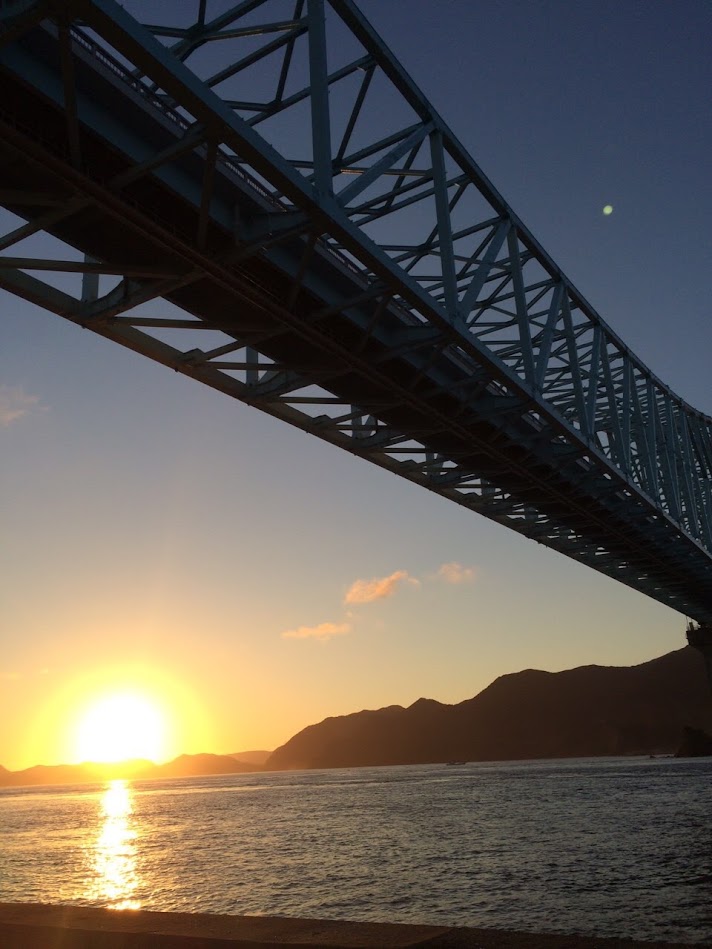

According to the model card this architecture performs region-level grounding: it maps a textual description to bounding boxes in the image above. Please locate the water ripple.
[1,758,712,943]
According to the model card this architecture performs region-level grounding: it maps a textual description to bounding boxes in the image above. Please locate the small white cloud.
[0,385,40,427]
[436,562,477,584]
[344,570,419,605]
[282,621,351,642]
[1,671,22,681]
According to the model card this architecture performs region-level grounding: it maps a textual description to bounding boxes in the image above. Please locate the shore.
[0,904,707,949]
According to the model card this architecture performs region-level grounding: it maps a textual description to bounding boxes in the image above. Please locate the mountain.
[148,753,255,779]
[0,760,150,788]
[265,647,712,770]
[229,750,272,766]
[0,752,260,789]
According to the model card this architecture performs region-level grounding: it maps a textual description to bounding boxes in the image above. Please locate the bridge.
[2,0,712,629]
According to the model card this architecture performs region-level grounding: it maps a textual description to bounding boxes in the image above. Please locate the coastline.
[1,904,708,949]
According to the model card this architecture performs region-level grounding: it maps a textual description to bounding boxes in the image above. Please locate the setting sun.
[21,663,216,772]
[74,692,168,764]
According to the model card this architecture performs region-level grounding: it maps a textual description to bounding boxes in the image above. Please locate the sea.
[1,756,711,945]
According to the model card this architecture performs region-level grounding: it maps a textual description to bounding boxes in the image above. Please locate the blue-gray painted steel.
[1,0,711,622]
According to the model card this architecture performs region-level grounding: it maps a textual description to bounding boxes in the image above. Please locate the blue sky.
[1,0,711,769]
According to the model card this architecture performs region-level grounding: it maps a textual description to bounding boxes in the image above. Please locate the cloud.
[344,570,419,605]
[282,621,351,642]
[0,385,40,427]
[436,562,477,584]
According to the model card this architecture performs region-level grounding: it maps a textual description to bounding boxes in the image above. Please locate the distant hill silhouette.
[0,752,260,789]
[265,647,712,770]
[147,753,256,779]
[229,750,272,766]
[5,649,710,785]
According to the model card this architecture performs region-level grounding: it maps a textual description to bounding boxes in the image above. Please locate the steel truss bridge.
[1,0,712,623]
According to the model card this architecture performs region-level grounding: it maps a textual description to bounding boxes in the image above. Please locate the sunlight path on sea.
[1,760,712,944]
[84,780,140,909]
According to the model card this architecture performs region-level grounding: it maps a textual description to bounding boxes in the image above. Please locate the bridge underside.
[2,2,712,622]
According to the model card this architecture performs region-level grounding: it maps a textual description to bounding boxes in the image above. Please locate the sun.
[74,691,168,764]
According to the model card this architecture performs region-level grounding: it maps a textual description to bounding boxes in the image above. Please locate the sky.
[2,0,711,771]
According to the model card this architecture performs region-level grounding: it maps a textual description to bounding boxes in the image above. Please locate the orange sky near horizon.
[2,561,683,773]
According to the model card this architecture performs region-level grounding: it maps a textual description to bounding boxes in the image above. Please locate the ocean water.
[1,757,711,944]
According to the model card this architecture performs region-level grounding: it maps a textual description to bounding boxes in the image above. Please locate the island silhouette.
[0,750,272,788]
[3,647,710,787]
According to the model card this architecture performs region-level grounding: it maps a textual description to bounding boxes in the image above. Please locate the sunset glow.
[74,692,168,763]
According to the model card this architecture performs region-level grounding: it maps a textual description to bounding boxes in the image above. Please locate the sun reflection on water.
[88,779,141,909]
